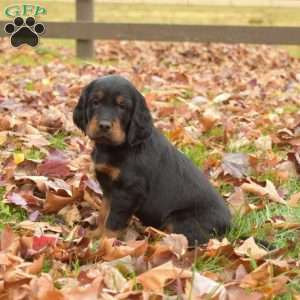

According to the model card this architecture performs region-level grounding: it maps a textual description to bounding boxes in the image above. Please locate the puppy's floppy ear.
[128,89,152,146]
[73,88,88,132]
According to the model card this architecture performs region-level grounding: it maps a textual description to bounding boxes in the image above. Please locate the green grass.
[227,203,300,255]
[0,187,27,228]
[283,177,300,196]
[282,104,299,114]
[255,169,279,183]
[275,277,300,300]
[25,148,44,161]
[0,53,43,66]
[116,263,136,280]
[180,143,208,167]
[272,144,291,160]
[71,258,81,276]
[226,142,257,154]
[217,181,234,196]
[0,45,84,66]
[227,177,300,258]
[204,126,224,139]
[284,46,300,58]
[42,258,53,273]
[195,255,225,274]
[12,147,44,162]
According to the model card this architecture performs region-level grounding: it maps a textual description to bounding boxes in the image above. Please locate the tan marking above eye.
[116,95,125,105]
[91,90,104,104]
[96,90,104,99]
[95,163,121,180]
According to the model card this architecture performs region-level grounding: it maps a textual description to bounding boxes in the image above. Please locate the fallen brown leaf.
[58,204,81,226]
[222,153,249,179]
[100,238,148,261]
[43,190,74,213]
[241,180,286,204]
[235,237,268,260]
[287,192,300,207]
[136,261,191,293]
[189,272,226,300]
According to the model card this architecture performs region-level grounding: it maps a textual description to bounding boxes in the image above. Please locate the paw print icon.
[4,16,45,47]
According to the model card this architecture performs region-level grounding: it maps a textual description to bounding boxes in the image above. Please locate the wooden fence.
[0,0,299,59]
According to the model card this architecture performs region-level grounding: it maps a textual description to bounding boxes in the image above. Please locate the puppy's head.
[73,75,152,146]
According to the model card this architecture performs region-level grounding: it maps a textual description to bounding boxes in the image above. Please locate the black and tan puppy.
[73,75,231,245]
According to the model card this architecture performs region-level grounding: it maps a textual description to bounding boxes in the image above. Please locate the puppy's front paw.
[102,227,125,239]
[86,226,103,240]
[86,225,125,240]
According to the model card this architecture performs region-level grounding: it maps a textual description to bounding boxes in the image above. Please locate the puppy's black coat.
[73,75,231,245]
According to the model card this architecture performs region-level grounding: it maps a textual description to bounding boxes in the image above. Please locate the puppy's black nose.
[99,120,112,131]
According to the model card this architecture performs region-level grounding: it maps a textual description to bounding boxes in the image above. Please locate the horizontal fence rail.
[0,21,300,45]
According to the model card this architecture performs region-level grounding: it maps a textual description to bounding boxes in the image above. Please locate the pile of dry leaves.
[0,38,299,299]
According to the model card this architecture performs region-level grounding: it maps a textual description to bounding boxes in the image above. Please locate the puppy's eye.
[92,99,101,106]
[116,96,126,109]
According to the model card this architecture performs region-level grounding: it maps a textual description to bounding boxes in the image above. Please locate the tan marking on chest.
[95,163,121,180]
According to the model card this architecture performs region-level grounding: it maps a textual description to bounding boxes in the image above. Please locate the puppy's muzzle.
[99,120,112,132]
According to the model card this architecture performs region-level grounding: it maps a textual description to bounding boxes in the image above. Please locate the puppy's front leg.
[103,189,138,239]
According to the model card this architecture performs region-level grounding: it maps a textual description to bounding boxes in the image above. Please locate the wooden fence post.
[76,0,94,59]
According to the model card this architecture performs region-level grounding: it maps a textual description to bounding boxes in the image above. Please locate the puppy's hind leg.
[163,215,210,247]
